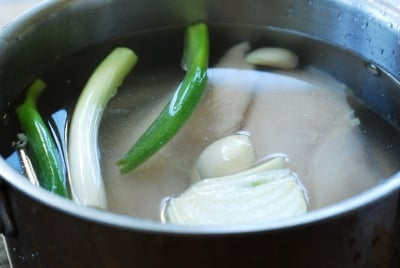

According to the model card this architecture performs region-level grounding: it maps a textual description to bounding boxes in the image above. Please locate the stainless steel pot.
[1,0,400,267]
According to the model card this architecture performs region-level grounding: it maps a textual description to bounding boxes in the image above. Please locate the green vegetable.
[117,22,209,174]
[16,79,68,197]
[68,47,138,208]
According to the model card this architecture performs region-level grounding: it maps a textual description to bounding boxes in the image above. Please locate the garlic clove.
[245,47,299,69]
[191,134,256,182]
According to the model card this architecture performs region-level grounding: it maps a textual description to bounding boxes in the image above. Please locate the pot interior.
[1,0,400,229]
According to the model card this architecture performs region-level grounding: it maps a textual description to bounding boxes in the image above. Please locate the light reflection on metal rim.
[1,155,399,235]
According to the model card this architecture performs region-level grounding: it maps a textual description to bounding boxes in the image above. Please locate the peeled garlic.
[164,156,308,225]
[245,47,299,69]
[191,134,256,182]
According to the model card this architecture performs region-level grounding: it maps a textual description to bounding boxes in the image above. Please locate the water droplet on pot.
[2,112,10,126]
[365,63,380,76]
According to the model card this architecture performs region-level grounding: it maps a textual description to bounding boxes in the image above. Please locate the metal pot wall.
[0,0,400,267]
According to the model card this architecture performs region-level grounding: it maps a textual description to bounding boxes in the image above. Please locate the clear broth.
[3,25,400,221]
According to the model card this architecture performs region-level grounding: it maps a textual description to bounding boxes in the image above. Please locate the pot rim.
[1,155,399,235]
[1,0,400,235]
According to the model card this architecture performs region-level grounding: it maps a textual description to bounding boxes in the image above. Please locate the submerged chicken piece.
[100,69,254,219]
[100,42,378,220]
[101,67,378,218]
[243,68,377,208]
[214,42,254,69]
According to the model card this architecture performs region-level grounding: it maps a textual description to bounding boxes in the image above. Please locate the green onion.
[68,47,138,208]
[16,79,68,197]
[117,22,209,174]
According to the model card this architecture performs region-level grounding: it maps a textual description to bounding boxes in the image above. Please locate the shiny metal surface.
[0,0,399,267]
[0,0,42,27]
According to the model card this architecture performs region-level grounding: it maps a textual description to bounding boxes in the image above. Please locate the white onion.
[165,167,308,225]
[164,155,308,225]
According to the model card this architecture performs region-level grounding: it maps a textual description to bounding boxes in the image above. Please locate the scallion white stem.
[68,47,138,209]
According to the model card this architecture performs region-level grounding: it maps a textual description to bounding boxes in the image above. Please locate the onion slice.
[68,47,138,209]
[164,157,308,225]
